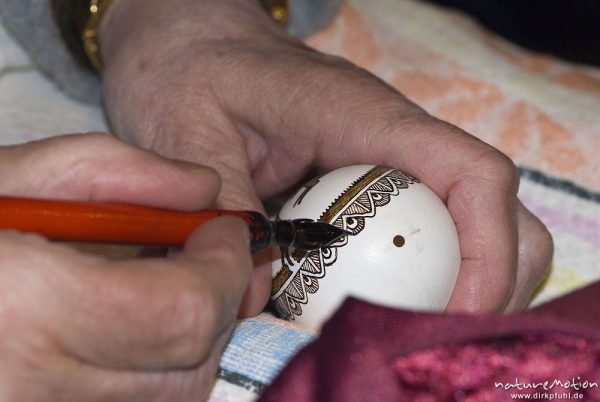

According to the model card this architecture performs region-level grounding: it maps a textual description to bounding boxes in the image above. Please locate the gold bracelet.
[261,0,289,25]
[80,0,289,73]
[81,0,113,72]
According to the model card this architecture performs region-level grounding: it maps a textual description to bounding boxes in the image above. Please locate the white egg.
[270,165,460,331]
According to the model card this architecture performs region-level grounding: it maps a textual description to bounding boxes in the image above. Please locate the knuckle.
[160,280,220,365]
[214,243,253,287]
[473,149,520,193]
[202,222,251,268]
[204,244,248,275]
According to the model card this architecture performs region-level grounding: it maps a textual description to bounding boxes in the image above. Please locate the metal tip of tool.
[273,219,351,250]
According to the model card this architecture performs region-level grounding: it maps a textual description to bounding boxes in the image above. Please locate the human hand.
[0,134,252,401]
[99,0,553,314]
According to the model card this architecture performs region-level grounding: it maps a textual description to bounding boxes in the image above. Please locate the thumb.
[0,133,221,210]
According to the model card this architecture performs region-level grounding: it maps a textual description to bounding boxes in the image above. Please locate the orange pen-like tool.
[0,197,349,253]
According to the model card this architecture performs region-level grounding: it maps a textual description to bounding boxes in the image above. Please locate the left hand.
[0,133,253,401]
[99,0,553,316]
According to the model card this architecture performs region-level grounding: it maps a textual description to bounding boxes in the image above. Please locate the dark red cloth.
[259,282,600,401]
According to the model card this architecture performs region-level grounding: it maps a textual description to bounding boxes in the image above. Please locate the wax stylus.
[0,197,349,252]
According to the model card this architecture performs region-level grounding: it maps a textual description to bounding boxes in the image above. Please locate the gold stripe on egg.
[319,166,391,224]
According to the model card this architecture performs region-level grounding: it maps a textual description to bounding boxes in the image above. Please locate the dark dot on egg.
[393,235,405,247]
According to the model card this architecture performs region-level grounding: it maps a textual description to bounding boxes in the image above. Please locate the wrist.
[99,0,287,70]
[53,0,288,72]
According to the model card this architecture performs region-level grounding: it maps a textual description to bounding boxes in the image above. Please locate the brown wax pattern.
[271,167,419,320]
[319,166,391,224]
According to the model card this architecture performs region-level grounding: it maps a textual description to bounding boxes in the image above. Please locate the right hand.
[99,0,552,315]
[0,134,253,401]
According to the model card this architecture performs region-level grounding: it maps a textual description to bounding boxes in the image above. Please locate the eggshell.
[270,165,460,331]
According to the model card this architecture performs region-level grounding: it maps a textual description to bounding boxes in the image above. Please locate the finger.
[504,201,553,311]
[147,114,274,317]
[84,350,226,402]
[0,227,239,402]
[332,113,520,312]
[50,216,252,370]
[198,135,274,318]
[116,333,229,402]
[0,133,220,211]
[192,132,275,317]
[3,344,223,402]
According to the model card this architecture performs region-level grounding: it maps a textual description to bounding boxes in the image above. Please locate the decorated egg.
[270,165,460,331]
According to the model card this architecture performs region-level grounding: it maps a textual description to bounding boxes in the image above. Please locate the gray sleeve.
[0,0,102,104]
[0,0,341,104]
[288,0,342,38]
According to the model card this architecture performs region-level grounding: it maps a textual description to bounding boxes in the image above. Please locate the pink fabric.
[393,333,600,401]
[259,282,600,401]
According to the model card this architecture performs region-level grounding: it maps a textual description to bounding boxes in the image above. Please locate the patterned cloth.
[1,0,599,400]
